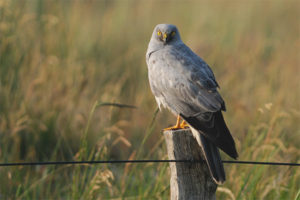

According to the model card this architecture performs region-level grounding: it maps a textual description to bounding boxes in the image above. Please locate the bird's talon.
[180,120,189,129]
[163,125,182,131]
[163,115,182,130]
[163,115,189,130]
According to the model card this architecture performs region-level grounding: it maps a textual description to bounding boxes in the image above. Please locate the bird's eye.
[171,31,176,37]
[157,31,162,36]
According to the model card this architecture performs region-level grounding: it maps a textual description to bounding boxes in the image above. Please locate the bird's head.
[152,24,181,45]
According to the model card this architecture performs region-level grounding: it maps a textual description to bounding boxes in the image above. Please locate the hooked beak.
[162,32,169,44]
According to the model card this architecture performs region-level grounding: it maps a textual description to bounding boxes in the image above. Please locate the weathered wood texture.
[164,128,217,200]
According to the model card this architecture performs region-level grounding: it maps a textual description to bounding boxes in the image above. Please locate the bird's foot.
[180,120,189,129]
[164,124,182,131]
[163,115,189,130]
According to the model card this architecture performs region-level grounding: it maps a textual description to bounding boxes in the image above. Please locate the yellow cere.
[157,31,162,36]
[163,33,167,39]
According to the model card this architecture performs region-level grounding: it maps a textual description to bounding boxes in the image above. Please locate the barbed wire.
[2,103,298,168]
[0,160,299,167]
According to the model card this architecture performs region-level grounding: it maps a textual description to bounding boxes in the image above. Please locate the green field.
[0,0,299,199]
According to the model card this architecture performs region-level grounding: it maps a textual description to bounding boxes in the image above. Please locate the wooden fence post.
[164,128,217,200]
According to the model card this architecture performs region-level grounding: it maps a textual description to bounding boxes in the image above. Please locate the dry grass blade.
[96,102,137,109]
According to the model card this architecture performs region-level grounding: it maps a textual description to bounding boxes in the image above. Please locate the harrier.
[146,24,238,184]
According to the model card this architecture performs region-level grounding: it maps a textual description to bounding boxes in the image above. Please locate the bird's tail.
[191,127,225,184]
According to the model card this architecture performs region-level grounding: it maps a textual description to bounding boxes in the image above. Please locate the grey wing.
[172,47,226,116]
[172,47,237,159]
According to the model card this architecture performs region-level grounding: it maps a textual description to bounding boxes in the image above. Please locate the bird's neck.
[146,39,183,59]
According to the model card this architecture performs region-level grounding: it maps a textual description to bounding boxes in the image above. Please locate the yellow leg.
[164,115,182,130]
[180,120,189,128]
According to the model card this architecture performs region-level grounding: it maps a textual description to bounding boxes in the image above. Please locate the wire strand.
[0,160,299,167]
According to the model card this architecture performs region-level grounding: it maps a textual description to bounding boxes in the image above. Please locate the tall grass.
[0,0,299,199]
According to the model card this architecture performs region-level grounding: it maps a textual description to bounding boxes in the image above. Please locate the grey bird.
[146,24,238,184]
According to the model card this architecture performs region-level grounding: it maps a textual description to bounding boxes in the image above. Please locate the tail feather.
[181,111,238,159]
[191,128,225,184]
[180,111,238,184]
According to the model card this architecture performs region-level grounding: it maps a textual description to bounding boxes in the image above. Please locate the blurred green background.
[0,0,299,199]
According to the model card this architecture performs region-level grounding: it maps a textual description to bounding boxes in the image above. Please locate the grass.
[0,0,299,199]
